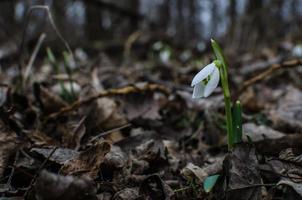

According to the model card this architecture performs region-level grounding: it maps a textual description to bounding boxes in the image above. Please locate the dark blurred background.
[0,0,302,62]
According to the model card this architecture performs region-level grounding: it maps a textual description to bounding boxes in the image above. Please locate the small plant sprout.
[191,39,243,150]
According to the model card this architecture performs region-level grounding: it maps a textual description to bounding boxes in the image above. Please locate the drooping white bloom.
[191,62,220,98]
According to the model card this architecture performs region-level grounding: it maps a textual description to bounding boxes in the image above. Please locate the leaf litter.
[0,10,302,200]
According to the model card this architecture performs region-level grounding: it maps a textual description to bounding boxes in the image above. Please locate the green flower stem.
[212,39,234,150]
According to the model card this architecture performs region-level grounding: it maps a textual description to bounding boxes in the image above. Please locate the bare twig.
[46,83,169,120]
[23,33,46,84]
[238,59,302,95]
[89,123,132,143]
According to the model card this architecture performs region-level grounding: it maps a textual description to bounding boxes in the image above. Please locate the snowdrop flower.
[191,62,220,98]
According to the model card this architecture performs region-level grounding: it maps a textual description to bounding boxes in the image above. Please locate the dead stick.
[238,59,302,95]
[46,84,169,119]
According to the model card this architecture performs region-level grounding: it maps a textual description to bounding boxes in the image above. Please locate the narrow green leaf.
[233,100,243,143]
[46,47,73,103]
[203,174,220,193]
[46,47,56,64]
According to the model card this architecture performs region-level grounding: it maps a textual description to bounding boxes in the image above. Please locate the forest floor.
[0,32,302,200]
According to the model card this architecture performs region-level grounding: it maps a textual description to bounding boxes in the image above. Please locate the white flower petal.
[192,83,205,99]
[204,66,220,97]
[191,63,215,86]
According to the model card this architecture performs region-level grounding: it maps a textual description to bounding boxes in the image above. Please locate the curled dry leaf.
[61,141,111,179]
[33,83,68,115]
[34,170,97,200]
[134,139,168,164]
[181,157,224,183]
[270,149,302,197]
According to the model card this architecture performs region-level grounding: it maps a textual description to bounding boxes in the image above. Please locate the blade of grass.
[46,47,73,103]
[233,100,242,143]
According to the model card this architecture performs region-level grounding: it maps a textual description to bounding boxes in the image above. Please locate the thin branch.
[46,83,170,120]
[89,123,132,143]
[238,59,302,95]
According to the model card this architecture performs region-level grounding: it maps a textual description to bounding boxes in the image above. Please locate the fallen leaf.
[34,170,97,200]
[112,188,139,200]
[31,147,79,165]
[33,83,68,115]
[269,86,302,132]
[224,143,262,200]
[0,123,18,177]
[61,141,110,178]
[243,123,285,142]
[119,92,163,120]
[139,175,174,200]
[78,86,127,135]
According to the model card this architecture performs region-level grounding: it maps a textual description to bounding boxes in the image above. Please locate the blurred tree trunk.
[211,0,218,36]
[228,0,237,39]
[85,2,102,41]
[0,1,16,42]
[188,0,197,41]
[158,0,170,29]
[176,0,184,43]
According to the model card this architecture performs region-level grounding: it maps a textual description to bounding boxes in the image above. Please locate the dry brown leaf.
[34,84,68,115]
[268,86,302,132]
[243,123,285,142]
[181,157,224,183]
[31,147,79,165]
[224,143,261,200]
[0,124,18,177]
[34,170,97,200]
[119,92,163,120]
[61,141,111,179]
[78,86,127,135]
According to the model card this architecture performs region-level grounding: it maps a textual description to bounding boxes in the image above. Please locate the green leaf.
[233,100,243,144]
[46,47,56,64]
[203,174,220,193]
